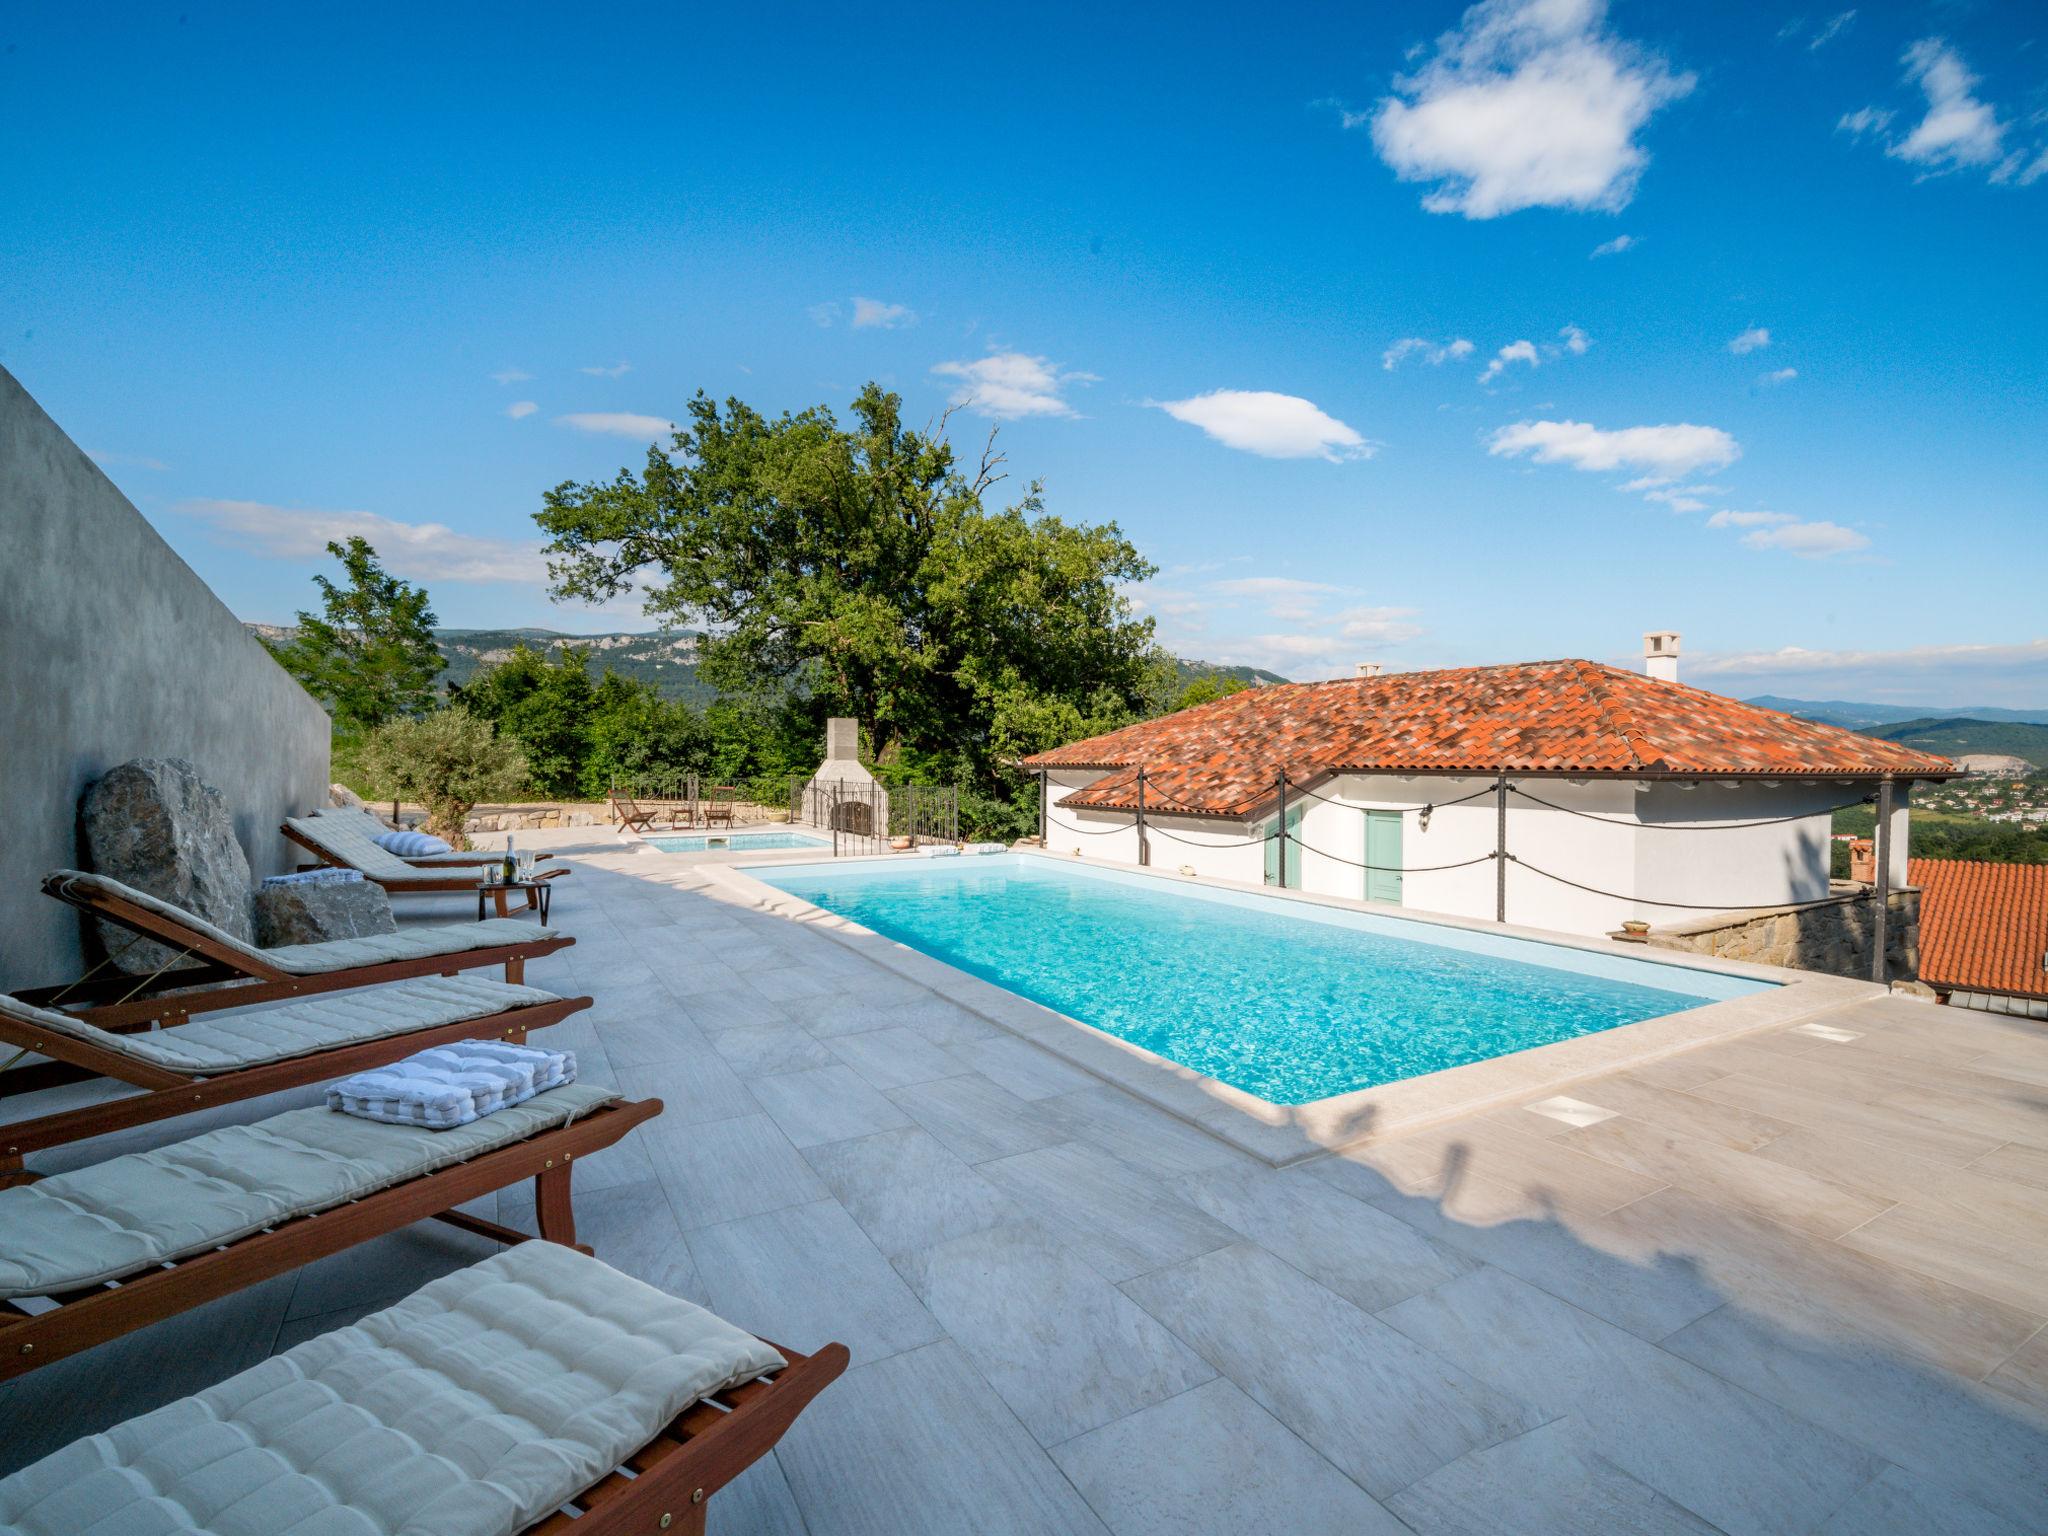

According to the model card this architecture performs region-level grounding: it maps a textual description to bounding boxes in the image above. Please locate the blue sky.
[4,0,2045,705]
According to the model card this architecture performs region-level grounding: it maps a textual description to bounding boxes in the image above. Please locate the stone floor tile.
[707,1020,843,1079]
[802,1125,1020,1260]
[775,1341,1110,1536]
[898,1222,1215,1446]
[1814,1464,2033,1536]
[886,1072,1069,1164]
[751,1063,914,1148]
[689,1197,943,1367]
[949,1035,1098,1101]
[643,1111,829,1229]
[1051,1377,1406,1536]
[1124,1244,1541,1500]
[823,1026,968,1090]
[979,1140,1239,1282]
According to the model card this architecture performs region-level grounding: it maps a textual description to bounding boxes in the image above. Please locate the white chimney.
[1356,662,1384,678]
[1643,631,1681,683]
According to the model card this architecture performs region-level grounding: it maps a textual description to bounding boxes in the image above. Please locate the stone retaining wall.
[1642,883,1919,980]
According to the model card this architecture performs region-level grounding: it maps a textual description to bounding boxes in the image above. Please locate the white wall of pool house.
[1042,767,1893,938]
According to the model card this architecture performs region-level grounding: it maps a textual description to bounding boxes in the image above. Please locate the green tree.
[534,385,1157,794]
[457,644,595,797]
[355,706,528,847]
[269,538,445,732]
[1170,672,1251,714]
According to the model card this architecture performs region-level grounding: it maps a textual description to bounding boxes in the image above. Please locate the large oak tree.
[534,385,1157,791]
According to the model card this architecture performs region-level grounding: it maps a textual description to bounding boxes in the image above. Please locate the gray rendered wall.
[0,366,331,989]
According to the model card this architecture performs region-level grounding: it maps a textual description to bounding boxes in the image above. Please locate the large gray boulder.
[80,758,255,973]
[254,877,396,947]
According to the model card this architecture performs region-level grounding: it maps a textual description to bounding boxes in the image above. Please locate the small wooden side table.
[478,879,552,923]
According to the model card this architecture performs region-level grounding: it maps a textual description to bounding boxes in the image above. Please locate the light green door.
[1264,804,1304,889]
[1365,809,1402,905]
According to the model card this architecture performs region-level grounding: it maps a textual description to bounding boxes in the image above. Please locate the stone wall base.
[1642,883,1919,981]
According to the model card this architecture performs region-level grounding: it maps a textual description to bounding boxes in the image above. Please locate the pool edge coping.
[710,849,1890,1168]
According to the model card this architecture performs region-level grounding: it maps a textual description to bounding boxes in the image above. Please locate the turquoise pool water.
[650,831,830,853]
[757,856,1773,1104]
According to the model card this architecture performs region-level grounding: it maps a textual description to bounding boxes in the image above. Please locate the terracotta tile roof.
[1909,859,2048,1001]
[1022,659,1956,818]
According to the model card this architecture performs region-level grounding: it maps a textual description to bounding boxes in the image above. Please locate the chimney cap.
[1356,662,1384,678]
[1643,631,1681,656]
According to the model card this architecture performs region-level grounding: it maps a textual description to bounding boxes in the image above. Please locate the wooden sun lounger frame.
[0,1095,664,1383]
[283,822,573,896]
[528,1333,849,1536]
[0,989,595,1176]
[19,871,574,1033]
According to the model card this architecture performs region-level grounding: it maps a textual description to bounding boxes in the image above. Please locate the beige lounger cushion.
[287,815,492,881]
[0,1082,617,1297]
[47,871,557,974]
[0,1242,785,1536]
[0,975,559,1075]
[310,806,508,865]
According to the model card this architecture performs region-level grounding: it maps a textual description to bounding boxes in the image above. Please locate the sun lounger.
[23,870,573,1031]
[0,1082,657,1381]
[284,815,571,898]
[309,805,560,867]
[0,974,593,1171]
[0,1240,846,1535]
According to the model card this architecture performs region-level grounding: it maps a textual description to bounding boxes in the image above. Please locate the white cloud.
[808,302,842,327]
[932,352,1094,419]
[177,500,549,584]
[1837,106,1894,139]
[1478,338,1540,384]
[1686,638,2048,688]
[1489,418,1739,479]
[1893,39,2006,174]
[504,400,539,420]
[1727,326,1770,354]
[1642,485,1713,513]
[579,360,632,378]
[1759,367,1799,386]
[1809,11,1856,50]
[1338,605,1424,645]
[1212,576,1341,623]
[490,368,532,386]
[1365,0,1694,218]
[87,449,170,471]
[1589,233,1636,257]
[1153,390,1373,461]
[1706,509,1869,558]
[1382,336,1476,370]
[555,412,675,439]
[850,297,916,329]
[1738,519,1870,558]
[1559,324,1590,355]
[1843,39,2028,183]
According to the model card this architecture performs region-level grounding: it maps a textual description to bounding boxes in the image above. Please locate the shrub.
[354,706,529,848]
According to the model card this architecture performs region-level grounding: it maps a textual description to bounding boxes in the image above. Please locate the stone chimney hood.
[1643,631,1681,684]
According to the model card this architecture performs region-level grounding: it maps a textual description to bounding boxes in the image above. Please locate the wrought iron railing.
[796,781,959,856]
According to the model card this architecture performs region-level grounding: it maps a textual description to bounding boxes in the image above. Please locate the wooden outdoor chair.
[0,1240,847,1536]
[0,1085,659,1382]
[284,816,572,897]
[607,789,665,834]
[26,869,575,1028]
[704,787,739,828]
[0,976,593,1173]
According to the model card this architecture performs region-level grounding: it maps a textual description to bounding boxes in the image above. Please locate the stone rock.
[80,758,255,973]
[254,878,397,947]
[329,783,368,810]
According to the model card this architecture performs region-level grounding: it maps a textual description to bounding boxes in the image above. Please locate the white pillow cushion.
[329,1039,577,1129]
[374,828,454,856]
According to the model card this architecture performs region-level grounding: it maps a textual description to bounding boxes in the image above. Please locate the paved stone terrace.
[5,827,2047,1534]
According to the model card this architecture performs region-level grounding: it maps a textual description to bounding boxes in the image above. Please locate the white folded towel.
[328,1039,577,1129]
[263,868,365,886]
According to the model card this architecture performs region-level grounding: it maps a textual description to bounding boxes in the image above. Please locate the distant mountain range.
[1745,695,2048,730]
[248,624,1287,708]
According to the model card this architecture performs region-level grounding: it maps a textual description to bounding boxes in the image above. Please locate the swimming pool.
[649,830,830,853]
[756,855,1774,1104]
